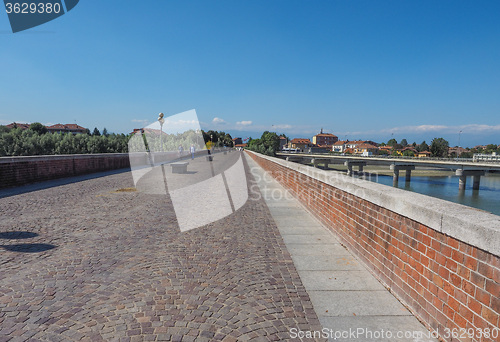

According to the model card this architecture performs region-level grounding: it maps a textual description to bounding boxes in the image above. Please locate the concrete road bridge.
[276,152,500,190]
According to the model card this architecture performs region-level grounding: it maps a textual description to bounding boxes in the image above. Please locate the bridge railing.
[277,151,500,164]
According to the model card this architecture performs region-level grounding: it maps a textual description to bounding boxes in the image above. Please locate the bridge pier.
[286,156,303,163]
[344,161,367,176]
[312,158,331,169]
[390,164,416,186]
[456,169,485,190]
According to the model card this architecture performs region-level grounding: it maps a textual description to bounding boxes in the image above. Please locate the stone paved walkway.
[0,153,325,341]
[246,155,438,342]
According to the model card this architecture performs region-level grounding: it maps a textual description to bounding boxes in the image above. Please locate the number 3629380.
[5,2,62,14]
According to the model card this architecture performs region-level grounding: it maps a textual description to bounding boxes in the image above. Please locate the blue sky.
[1,1,499,147]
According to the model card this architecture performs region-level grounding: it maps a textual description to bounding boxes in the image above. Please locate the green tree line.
[0,124,129,157]
[201,130,234,147]
[247,131,281,156]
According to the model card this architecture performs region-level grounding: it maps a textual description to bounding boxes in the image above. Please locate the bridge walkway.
[0,151,436,341]
[246,155,437,342]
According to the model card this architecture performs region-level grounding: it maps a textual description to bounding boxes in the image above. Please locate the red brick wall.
[248,151,500,342]
[0,154,130,189]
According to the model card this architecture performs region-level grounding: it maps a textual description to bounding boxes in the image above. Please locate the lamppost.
[457,130,463,161]
[158,113,164,152]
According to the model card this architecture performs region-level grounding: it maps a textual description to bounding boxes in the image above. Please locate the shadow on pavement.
[0,167,131,199]
[1,243,57,253]
[0,231,39,239]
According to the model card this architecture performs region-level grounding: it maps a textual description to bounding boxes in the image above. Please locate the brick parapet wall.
[247,151,500,342]
[0,154,130,189]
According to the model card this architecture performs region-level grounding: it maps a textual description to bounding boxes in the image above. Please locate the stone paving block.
[277,225,331,236]
[287,244,351,257]
[0,153,326,341]
[282,234,339,244]
[308,291,412,317]
[297,270,388,291]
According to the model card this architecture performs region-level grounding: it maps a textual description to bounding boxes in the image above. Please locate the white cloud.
[272,124,292,129]
[236,120,252,126]
[131,119,149,125]
[173,119,198,125]
[382,124,500,134]
[212,117,226,124]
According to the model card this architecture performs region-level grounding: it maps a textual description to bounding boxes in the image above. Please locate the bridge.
[277,152,500,190]
[0,151,498,341]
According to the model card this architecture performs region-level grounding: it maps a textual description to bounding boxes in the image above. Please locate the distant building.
[332,140,348,153]
[473,152,500,162]
[142,128,162,136]
[232,137,243,145]
[279,136,287,150]
[353,143,378,155]
[130,128,145,135]
[448,146,467,156]
[6,122,88,134]
[417,151,431,158]
[288,138,312,152]
[363,140,378,147]
[6,122,30,130]
[47,124,87,134]
[346,140,362,149]
[399,147,418,155]
[312,129,338,148]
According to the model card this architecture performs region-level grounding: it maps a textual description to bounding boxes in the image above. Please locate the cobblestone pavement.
[0,154,325,341]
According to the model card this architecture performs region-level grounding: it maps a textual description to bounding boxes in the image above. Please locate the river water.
[364,172,500,216]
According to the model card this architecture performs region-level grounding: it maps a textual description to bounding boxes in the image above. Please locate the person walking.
[190,145,195,159]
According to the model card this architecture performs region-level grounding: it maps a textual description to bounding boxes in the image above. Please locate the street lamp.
[457,130,463,161]
[158,113,165,152]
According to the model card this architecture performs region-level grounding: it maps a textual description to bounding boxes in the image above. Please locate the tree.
[223,133,233,147]
[261,131,280,152]
[247,131,280,156]
[400,139,408,146]
[417,141,429,152]
[102,128,109,137]
[0,125,10,134]
[430,138,449,157]
[29,122,48,135]
[92,127,101,136]
[387,138,398,146]
[485,144,498,153]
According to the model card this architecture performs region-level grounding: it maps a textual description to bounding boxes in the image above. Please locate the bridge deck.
[276,152,500,171]
[0,153,435,341]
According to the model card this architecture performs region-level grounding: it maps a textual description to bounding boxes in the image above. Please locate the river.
[364,172,500,216]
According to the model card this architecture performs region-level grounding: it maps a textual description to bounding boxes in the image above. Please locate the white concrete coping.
[247,151,500,257]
